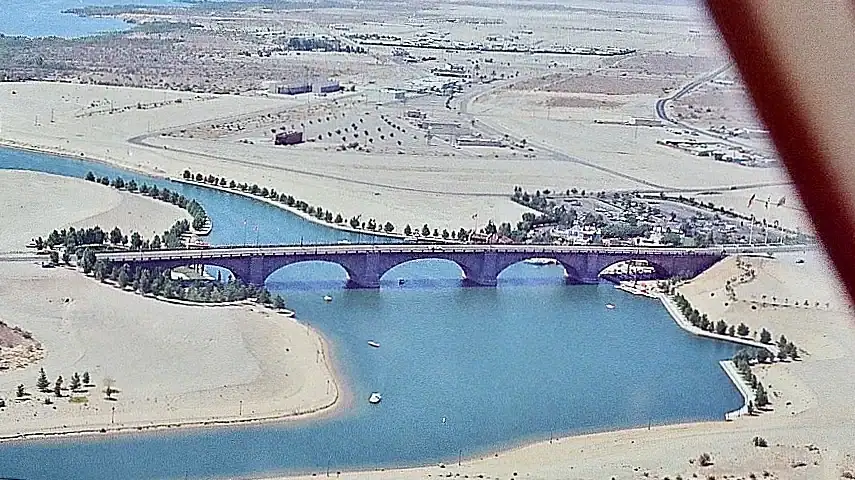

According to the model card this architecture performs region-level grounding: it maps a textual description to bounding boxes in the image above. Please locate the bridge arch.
[495,256,585,284]
[379,258,468,285]
[264,260,356,288]
[375,253,484,287]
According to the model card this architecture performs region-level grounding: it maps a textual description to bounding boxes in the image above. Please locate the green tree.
[747,400,755,415]
[16,384,24,398]
[442,229,450,239]
[109,226,123,245]
[727,325,735,336]
[37,367,50,391]
[85,171,96,182]
[82,372,90,386]
[384,222,394,233]
[183,169,191,179]
[117,266,130,289]
[139,270,152,294]
[151,235,162,250]
[54,376,63,397]
[69,373,81,391]
[715,320,727,335]
[130,232,142,251]
[334,213,343,224]
[777,334,789,351]
[61,251,71,265]
[756,348,772,363]
[422,224,430,237]
[404,224,412,236]
[737,322,750,336]
[257,288,271,304]
[49,250,59,265]
[754,383,769,407]
[787,342,799,359]
[273,295,286,309]
[759,328,772,344]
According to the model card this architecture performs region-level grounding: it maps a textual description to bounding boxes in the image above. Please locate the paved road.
[654,63,763,152]
[97,242,815,263]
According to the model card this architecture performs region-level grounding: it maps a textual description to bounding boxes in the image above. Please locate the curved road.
[654,63,766,152]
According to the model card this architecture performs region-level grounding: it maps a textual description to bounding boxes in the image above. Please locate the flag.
[748,193,756,207]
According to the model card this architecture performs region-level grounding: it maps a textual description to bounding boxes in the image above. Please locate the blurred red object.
[705,1,855,303]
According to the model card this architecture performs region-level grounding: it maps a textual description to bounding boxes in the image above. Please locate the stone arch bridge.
[96,244,729,288]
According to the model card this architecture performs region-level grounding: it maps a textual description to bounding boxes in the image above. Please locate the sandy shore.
[264,251,855,480]
[0,171,340,440]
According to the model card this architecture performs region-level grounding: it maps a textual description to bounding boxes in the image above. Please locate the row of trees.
[37,368,90,397]
[85,172,209,231]
[733,353,770,409]
[674,293,800,360]
[91,263,286,308]
[182,169,470,241]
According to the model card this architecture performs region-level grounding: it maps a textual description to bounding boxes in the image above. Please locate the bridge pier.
[345,252,382,288]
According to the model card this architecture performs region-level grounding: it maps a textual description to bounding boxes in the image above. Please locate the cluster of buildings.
[345,31,634,56]
[656,138,776,167]
[266,79,342,96]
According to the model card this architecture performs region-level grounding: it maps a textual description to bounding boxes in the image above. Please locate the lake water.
[0,0,176,38]
[0,146,743,480]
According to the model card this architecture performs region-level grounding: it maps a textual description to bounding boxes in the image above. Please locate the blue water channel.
[1,0,177,38]
[0,147,743,480]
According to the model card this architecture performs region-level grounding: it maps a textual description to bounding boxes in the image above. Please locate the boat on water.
[398,278,406,285]
[523,258,559,266]
[323,295,333,302]
[367,341,380,348]
[368,392,382,404]
[605,303,616,309]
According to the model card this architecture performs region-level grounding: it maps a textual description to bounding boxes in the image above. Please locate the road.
[654,63,763,152]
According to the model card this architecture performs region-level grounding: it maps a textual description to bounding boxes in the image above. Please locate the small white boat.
[605,303,616,309]
[323,295,333,302]
[524,258,558,266]
[337,239,351,244]
[367,341,380,348]
[368,392,382,404]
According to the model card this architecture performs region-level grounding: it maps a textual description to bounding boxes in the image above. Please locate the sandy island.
[0,170,340,440]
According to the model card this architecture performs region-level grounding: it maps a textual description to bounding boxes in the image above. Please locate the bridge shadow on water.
[266,275,573,292]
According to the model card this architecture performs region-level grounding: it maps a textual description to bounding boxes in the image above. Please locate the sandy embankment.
[0,171,339,439]
[268,251,855,480]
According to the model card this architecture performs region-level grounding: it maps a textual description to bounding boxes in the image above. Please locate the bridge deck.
[95,243,811,263]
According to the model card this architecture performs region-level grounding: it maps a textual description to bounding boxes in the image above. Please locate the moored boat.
[368,392,382,404]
